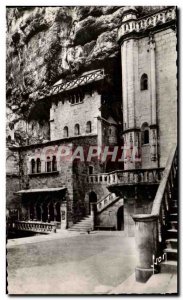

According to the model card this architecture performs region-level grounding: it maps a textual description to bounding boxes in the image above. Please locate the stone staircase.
[162,178,178,274]
[68,215,93,232]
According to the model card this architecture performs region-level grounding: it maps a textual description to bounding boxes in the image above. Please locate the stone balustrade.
[132,145,177,283]
[118,7,176,41]
[11,220,56,233]
[96,193,118,213]
[86,168,164,186]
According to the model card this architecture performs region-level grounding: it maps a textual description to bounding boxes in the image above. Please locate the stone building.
[6,5,177,247]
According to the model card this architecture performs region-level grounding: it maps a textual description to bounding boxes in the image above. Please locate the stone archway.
[117,206,124,231]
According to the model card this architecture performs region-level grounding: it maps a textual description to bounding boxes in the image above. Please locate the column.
[121,41,128,129]
[127,39,135,128]
[149,34,156,125]
[132,214,159,282]
[53,203,57,222]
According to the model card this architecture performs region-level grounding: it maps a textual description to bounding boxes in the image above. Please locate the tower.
[118,6,160,170]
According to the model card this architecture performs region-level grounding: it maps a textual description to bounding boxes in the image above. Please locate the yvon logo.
[151,253,167,274]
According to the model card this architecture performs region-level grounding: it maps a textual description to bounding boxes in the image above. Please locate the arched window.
[74,124,80,136]
[46,156,51,172]
[52,156,57,172]
[63,126,69,138]
[144,129,149,144]
[36,158,41,173]
[141,123,149,145]
[140,74,148,90]
[86,121,92,133]
[31,159,35,174]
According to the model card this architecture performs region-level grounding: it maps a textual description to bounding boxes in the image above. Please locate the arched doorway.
[89,191,97,214]
[117,206,124,231]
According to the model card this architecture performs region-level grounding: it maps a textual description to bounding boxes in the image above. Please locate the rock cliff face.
[6,6,165,144]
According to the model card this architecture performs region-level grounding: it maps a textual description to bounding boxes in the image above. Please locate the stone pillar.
[40,204,43,222]
[53,204,57,222]
[34,205,37,221]
[61,202,67,230]
[149,34,157,125]
[47,203,50,223]
[121,41,128,130]
[132,214,159,282]
[127,39,135,128]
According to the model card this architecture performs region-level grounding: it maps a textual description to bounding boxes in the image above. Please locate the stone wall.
[96,198,124,230]
[50,90,101,141]
[155,28,177,167]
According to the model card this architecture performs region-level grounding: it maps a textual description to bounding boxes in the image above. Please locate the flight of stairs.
[68,215,93,232]
[162,180,178,273]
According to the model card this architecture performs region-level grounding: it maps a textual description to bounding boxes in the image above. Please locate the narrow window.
[36,158,41,173]
[52,156,57,172]
[86,121,92,133]
[46,156,51,172]
[74,124,80,136]
[144,129,149,144]
[31,159,35,174]
[140,74,148,90]
[63,126,69,138]
[89,166,94,175]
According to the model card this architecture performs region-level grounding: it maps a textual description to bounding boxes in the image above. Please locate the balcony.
[86,168,164,186]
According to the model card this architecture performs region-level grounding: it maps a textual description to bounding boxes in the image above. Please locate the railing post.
[132,214,159,283]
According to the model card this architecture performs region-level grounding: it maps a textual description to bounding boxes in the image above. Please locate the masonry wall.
[155,28,177,166]
[50,90,101,141]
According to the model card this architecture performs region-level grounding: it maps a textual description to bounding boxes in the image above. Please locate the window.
[86,121,92,134]
[140,74,148,91]
[46,156,51,172]
[89,166,94,175]
[144,129,149,144]
[36,158,41,173]
[52,156,57,172]
[63,126,69,138]
[31,159,35,174]
[74,124,80,136]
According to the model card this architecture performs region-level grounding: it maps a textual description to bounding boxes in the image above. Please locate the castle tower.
[118,6,160,170]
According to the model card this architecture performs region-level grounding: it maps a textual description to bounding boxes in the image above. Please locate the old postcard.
[6,5,178,295]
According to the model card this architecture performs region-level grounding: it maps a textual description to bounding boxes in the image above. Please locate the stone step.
[167,229,178,239]
[68,228,91,232]
[164,248,177,261]
[165,238,178,249]
[169,221,178,230]
[169,213,178,221]
[161,260,177,274]
[169,207,178,214]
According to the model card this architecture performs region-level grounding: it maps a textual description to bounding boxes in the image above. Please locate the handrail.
[96,193,111,205]
[133,144,177,220]
[151,145,177,216]
[132,144,177,282]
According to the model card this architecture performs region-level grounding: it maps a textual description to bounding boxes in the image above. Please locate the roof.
[15,187,66,194]
[47,69,105,97]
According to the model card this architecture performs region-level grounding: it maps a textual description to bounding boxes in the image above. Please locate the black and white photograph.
[5,3,178,295]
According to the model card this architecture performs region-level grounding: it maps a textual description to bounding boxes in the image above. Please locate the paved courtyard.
[7,231,137,295]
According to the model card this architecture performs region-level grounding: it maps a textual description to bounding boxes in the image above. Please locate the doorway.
[117,206,124,230]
